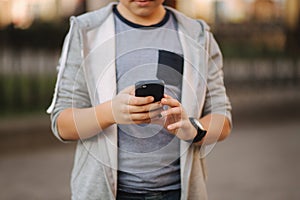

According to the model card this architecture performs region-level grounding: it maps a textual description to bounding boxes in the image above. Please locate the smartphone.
[135,80,165,102]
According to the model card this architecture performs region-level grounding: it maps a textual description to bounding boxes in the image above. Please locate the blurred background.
[0,0,299,199]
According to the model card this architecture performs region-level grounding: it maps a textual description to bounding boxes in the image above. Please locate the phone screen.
[135,80,165,102]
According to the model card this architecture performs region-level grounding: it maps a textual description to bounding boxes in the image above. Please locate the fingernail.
[149,97,154,102]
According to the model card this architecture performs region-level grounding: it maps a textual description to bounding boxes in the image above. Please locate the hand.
[111,86,163,125]
[159,95,197,141]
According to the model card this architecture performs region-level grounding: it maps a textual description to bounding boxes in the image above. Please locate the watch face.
[194,118,204,130]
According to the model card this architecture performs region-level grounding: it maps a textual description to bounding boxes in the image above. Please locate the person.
[47,0,232,199]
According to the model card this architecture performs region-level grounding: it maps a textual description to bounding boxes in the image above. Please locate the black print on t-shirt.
[157,50,184,86]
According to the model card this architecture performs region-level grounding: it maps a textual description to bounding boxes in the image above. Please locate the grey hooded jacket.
[48,2,232,200]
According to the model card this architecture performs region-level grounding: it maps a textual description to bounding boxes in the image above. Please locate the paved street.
[0,87,299,200]
[206,116,300,200]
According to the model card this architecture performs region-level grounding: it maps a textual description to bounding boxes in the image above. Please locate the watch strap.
[188,117,207,143]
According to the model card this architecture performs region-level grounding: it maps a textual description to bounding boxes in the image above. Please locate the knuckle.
[141,113,149,120]
[140,105,147,112]
[128,96,135,105]
[133,98,140,105]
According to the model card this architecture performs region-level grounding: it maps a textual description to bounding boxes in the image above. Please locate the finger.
[128,102,163,113]
[149,108,164,118]
[163,94,171,99]
[133,119,152,124]
[161,97,180,107]
[130,107,163,121]
[134,113,166,125]
[128,96,154,106]
[130,112,152,121]
[161,107,182,117]
[166,120,183,131]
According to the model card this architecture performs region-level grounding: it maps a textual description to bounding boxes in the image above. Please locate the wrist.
[186,122,197,141]
[96,101,116,128]
[106,100,117,125]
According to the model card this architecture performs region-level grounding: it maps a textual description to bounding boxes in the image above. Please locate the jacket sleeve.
[202,32,232,126]
[48,18,91,142]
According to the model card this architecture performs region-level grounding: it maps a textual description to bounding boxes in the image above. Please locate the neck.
[117,4,166,26]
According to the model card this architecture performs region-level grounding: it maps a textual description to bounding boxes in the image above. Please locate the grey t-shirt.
[114,7,184,193]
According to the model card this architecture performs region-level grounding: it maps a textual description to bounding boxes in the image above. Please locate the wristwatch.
[188,117,207,143]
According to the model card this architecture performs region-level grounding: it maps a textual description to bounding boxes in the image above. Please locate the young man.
[47,0,232,199]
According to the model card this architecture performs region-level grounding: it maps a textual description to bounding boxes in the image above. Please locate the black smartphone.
[135,80,165,102]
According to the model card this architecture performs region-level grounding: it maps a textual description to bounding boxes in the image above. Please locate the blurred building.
[177,0,286,24]
[0,0,80,29]
[0,0,294,28]
[284,0,300,53]
[177,0,247,23]
[250,0,283,23]
[0,0,299,53]
[285,0,300,30]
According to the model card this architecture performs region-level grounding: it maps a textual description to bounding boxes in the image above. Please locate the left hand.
[158,95,197,141]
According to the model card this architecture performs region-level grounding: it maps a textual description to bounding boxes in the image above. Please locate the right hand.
[111,86,163,125]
